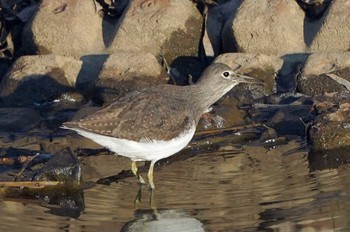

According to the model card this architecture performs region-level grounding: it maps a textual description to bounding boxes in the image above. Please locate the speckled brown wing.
[63,91,195,141]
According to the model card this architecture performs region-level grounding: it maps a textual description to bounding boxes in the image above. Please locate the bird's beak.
[235,74,264,85]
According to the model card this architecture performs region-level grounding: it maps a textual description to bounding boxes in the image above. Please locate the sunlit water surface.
[1,139,350,232]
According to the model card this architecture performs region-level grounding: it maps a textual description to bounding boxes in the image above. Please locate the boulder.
[93,52,168,104]
[307,0,350,52]
[22,0,114,57]
[222,0,306,55]
[107,0,202,64]
[308,102,350,170]
[298,52,350,96]
[0,55,83,107]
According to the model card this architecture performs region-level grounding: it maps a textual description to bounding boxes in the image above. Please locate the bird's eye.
[222,71,230,78]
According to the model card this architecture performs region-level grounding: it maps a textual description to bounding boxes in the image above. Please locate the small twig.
[299,117,312,140]
[159,53,170,74]
[0,181,61,188]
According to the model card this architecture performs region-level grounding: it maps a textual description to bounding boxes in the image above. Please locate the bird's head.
[196,63,263,91]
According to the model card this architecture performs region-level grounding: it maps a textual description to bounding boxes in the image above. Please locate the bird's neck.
[187,82,237,116]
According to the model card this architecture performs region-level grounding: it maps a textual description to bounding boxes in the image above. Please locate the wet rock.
[197,102,247,130]
[34,148,81,185]
[308,102,350,170]
[266,105,314,136]
[297,52,350,97]
[222,0,306,55]
[22,0,114,57]
[0,108,40,132]
[249,94,315,136]
[0,148,84,218]
[327,103,350,122]
[0,55,83,107]
[214,53,281,103]
[108,0,202,64]
[94,52,168,104]
[309,102,350,151]
[307,0,350,52]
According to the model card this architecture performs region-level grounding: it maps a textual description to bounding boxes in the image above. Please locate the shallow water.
[1,138,350,232]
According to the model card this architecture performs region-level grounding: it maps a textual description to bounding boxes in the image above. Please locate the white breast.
[63,124,196,162]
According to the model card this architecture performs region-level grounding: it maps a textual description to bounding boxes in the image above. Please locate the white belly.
[65,125,196,162]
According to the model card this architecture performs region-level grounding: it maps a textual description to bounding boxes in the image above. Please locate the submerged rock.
[34,148,81,185]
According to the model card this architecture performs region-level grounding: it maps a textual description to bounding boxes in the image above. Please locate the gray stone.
[298,52,350,96]
[222,0,306,55]
[94,52,168,104]
[107,0,202,64]
[307,0,350,52]
[308,102,350,165]
[0,55,82,107]
[22,0,114,57]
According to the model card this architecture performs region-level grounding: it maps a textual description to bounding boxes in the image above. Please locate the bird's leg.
[149,188,159,219]
[131,161,146,184]
[148,161,156,190]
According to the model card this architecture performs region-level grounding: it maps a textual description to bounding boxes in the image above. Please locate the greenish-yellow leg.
[150,188,159,219]
[148,161,156,190]
[131,161,146,184]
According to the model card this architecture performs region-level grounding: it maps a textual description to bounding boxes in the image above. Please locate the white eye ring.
[222,71,231,79]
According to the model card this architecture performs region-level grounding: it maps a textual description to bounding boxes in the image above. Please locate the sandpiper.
[62,63,260,189]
